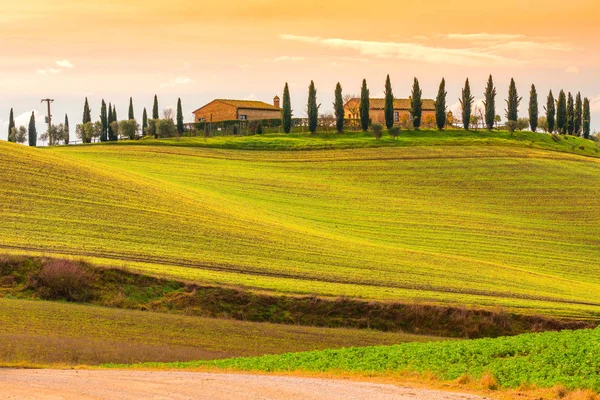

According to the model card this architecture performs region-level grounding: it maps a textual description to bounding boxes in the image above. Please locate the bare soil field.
[0,369,489,400]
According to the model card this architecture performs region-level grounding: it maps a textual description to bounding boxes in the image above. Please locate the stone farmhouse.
[344,98,436,125]
[192,97,282,123]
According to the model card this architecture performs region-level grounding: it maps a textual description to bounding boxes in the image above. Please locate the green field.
[123,327,600,392]
[0,298,429,366]
[1,130,600,318]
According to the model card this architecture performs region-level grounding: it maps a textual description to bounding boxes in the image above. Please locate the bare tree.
[343,94,359,130]
[162,107,175,121]
[319,113,335,133]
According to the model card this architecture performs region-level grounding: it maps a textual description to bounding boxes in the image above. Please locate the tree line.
[279,77,592,138]
[5,95,186,147]
[75,95,185,143]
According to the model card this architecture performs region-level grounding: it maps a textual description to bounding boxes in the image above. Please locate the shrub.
[389,127,400,140]
[31,260,96,302]
[506,120,517,136]
[232,125,239,135]
[480,372,498,390]
[256,122,263,134]
[371,124,383,140]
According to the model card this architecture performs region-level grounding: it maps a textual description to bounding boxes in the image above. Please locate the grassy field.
[112,327,600,393]
[0,298,430,366]
[1,130,600,318]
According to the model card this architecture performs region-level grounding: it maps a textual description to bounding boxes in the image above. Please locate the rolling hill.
[1,130,599,318]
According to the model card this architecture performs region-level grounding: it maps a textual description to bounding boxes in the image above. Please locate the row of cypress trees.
[81,95,185,142]
[6,108,69,147]
[278,78,592,138]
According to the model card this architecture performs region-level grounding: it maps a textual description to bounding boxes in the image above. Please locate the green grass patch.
[115,327,600,392]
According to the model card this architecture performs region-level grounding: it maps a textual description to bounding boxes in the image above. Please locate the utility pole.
[41,98,54,145]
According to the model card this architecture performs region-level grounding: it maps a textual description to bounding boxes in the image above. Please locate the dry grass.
[0,298,434,366]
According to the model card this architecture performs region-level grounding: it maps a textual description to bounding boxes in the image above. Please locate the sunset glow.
[1,0,599,134]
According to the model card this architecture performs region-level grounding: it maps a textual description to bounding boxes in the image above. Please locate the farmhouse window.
[240,115,247,120]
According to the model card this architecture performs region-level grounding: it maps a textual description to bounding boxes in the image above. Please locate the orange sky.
[1,0,599,134]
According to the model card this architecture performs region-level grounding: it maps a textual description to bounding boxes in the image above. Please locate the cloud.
[280,34,511,66]
[280,33,575,67]
[412,35,429,41]
[56,60,74,68]
[36,68,62,75]
[590,95,600,112]
[265,56,306,63]
[565,66,580,74]
[160,76,193,88]
[242,94,257,100]
[446,33,525,42]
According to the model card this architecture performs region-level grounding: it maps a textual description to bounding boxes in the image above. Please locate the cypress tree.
[8,108,15,142]
[64,114,70,144]
[459,78,474,130]
[307,81,319,134]
[176,98,184,134]
[546,91,556,134]
[334,82,344,133]
[483,75,496,131]
[128,97,135,120]
[83,97,92,124]
[434,78,447,130]
[152,95,159,120]
[410,77,423,130]
[107,102,114,140]
[583,98,591,139]
[574,92,582,136]
[142,108,148,136]
[556,90,567,134]
[384,75,394,129]
[529,84,538,132]
[28,112,37,147]
[113,105,118,124]
[505,78,521,123]
[282,83,292,134]
[359,79,370,132]
[567,92,574,135]
[100,100,108,142]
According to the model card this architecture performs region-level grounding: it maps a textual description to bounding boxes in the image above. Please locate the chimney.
[273,95,280,108]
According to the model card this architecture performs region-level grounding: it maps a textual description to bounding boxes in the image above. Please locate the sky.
[1,0,599,141]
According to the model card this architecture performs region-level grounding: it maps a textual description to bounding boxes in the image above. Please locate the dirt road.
[0,369,490,400]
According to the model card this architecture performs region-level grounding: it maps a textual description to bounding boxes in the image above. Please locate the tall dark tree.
[142,108,148,136]
[83,97,92,124]
[152,95,159,120]
[410,77,423,130]
[176,98,184,134]
[574,92,582,136]
[483,75,496,131]
[113,105,118,125]
[28,112,37,147]
[334,82,344,133]
[545,90,556,134]
[434,78,447,130]
[384,75,394,129]
[567,92,574,135]
[100,100,108,142]
[282,83,292,134]
[529,84,538,132]
[556,90,567,134]
[583,98,591,139]
[307,81,319,134]
[8,108,15,142]
[64,114,70,144]
[359,79,370,132]
[107,102,114,140]
[505,78,521,123]
[128,97,135,120]
[459,78,474,130]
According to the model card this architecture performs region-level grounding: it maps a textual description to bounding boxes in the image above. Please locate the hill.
[1,130,600,319]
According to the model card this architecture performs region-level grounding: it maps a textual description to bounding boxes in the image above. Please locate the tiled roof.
[345,98,436,111]
[193,99,281,113]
